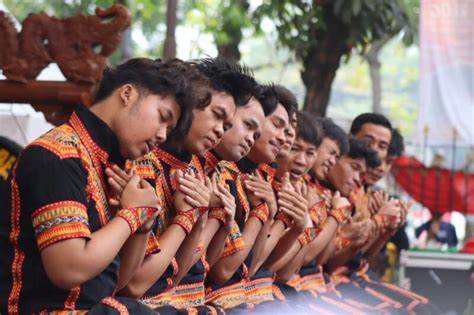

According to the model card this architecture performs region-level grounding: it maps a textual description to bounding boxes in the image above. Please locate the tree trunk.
[163,0,177,61]
[302,5,351,117]
[216,0,248,62]
[363,35,392,113]
[217,43,241,61]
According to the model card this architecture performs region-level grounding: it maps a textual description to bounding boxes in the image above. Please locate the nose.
[214,123,224,139]
[156,126,167,144]
[246,133,255,149]
[276,129,286,146]
[329,156,336,168]
[294,152,307,167]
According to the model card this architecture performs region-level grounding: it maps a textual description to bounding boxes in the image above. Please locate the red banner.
[391,156,474,214]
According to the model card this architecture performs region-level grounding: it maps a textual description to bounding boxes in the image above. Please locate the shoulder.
[29,124,81,160]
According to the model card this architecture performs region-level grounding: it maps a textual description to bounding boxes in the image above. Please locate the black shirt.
[0,107,124,313]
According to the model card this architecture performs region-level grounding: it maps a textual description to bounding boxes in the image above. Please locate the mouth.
[289,168,304,178]
[204,137,216,149]
[146,141,158,152]
[269,141,279,154]
[239,143,249,155]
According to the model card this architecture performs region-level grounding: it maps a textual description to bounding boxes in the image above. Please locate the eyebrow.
[273,115,287,128]
[216,106,230,120]
[248,118,259,129]
[162,108,173,122]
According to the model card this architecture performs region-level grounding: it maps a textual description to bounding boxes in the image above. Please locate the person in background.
[415,212,458,249]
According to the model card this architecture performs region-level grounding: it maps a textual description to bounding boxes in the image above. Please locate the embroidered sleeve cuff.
[275,210,292,228]
[208,207,227,225]
[145,231,161,256]
[222,221,245,258]
[297,227,321,247]
[328,205,351,225]
[172,207,208,234]
[116,207,158,234]
[31,201,91,251]
[249,203,270,225]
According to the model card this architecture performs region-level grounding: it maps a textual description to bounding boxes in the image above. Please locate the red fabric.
[391,156,474,214]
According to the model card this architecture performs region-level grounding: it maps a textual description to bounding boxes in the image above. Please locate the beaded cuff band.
[275,210,292,228]
[328,205,351,225]
[297,227,321,247]
[208,207,227,225]
[249,203,270,225]
[372,213,397,230]
[116,207,158,234]
[172,207,208,234]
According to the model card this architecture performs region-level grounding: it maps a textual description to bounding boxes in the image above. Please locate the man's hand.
[106,165,133,207]
[331,191,351,210]
[178,171,211,209]
[245,172,277,217]
[277,185,308,231]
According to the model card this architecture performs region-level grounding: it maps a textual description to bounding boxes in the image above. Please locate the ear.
[118,84,136,107]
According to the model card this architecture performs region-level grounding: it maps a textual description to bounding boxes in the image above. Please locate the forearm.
[248,219,281,276]
[191,218,222,266]
[303,217,338,265]
[327,244,359,272]
[206,224,231,267]
[364,229,393,258]
[41,217,131,290]
[121,224,187,298]
[317,237,336,265]
[117,231,150,290]
[208,217,263,283]
[172,223,204,285]
[266,228,302,272]
[275,247,306,283]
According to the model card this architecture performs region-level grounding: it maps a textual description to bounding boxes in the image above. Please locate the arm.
[302,216,339,265]
[208,216,265,283]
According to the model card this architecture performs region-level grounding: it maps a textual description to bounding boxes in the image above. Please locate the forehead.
[322,137,340,152]
[293,137,316,150]
[153,94,180,118]
[269,103,289,124]
[357,123,391,142]
[209,91,236,113]
[238,97,265,120]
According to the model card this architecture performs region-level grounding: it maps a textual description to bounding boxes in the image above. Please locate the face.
[276,137,318,182]
[365,154,396,185]
[247,104,289,164]
[214,97,265,161]
[311,137,341,181]
[326,156,366,197]
[114,86,180,160]
[354,123,391,160]
[276,112,297,159]
[183,91,236,156]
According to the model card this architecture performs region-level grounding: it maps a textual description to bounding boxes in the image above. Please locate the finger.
[109,198,120,206]
[185,196,202,208]
[139,178,152,189]
[106,168,128,188]
[126,175,141,188]
[113,165,132,181]
[108,177,124,194]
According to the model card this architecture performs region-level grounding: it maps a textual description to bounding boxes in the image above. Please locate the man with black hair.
[116,57,258,313]
[0,58,209,313]
[206,84,295,309]
[350,113,392,160]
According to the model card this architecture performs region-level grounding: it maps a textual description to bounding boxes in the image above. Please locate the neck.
[89,99,118,131]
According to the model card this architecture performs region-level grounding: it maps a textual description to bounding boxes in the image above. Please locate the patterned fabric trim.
[116,207,158,234]
[208,207,226,225]
[205,279,248,309]
[101,297,129,315]
[31,201,91,251]
[64,286,81,310]
[274,210,292,228]
[145,232,161,256]
[248,203,270,225]
[221,220,245,258]
[172,207,208,234]
[245,277,274,306]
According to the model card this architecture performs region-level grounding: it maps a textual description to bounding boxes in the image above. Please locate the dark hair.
[94,58,211,141]
[254,84,278,116]
[347,137,381,169]
[195,57,257,107]
[274,85,297,118]
[350,113,392,136]
[295,111,323,147]
[388,129,404,157]
[317,117,349,155]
